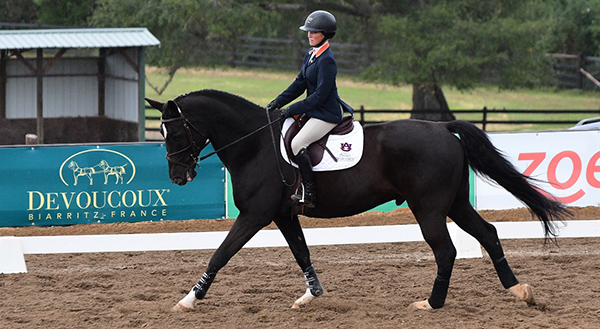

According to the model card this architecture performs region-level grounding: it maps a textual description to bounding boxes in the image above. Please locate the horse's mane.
[174,89,262,110]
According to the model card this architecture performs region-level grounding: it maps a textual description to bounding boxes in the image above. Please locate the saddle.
[283,115,355,166]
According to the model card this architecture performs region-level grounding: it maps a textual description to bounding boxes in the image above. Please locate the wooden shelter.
[0,28,160,144]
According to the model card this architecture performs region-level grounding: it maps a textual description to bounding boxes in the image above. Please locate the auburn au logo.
[340,142,352,152]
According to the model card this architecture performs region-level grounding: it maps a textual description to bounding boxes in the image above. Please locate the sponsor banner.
[0,143,224,227]
[476,130,600,209]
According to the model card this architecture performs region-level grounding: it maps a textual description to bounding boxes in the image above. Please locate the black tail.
[445,120,571,240]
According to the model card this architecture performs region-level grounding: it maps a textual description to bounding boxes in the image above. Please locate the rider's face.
[308,31,325,47]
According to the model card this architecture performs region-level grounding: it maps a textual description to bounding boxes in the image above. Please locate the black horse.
[146,89,569,312]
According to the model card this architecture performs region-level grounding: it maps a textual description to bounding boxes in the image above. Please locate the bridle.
[160,115,208,169]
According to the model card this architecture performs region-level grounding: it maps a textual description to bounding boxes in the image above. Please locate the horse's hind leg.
[274,214,324,308]
[409,204,457,310]
[448,191,536,306]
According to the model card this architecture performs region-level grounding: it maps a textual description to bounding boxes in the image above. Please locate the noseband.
[161,114,208,169]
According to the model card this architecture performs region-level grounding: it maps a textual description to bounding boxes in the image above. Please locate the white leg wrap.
[292,288,316,309]
[172,288,197,312]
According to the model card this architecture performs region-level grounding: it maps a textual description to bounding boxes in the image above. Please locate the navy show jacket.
[274,41,353,124]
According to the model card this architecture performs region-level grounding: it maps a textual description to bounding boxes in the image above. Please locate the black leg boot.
[291,148,317,208]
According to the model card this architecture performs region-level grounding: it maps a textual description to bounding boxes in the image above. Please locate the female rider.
[266,10,353,208]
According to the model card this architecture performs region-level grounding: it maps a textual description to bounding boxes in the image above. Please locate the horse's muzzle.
[171,169,197,186]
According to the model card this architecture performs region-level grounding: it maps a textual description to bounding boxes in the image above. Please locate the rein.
[198,115,284,162]
[266,108,296,186]
[161,110,284,168]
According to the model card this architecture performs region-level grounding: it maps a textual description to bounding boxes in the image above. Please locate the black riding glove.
[266,100,280,111]
[280,108,293,120]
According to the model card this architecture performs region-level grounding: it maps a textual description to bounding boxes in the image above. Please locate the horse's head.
[146,98,208,186]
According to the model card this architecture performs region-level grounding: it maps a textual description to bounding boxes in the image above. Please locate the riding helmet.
[299,10,336,39]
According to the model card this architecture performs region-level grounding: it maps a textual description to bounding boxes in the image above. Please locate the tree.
[547,0,600,55]
[90,0,209,94]
[0,0,38,24]
[87,0,595,104]
[90,0,289,94]
[363,0,554,121]
[34,0,96,27]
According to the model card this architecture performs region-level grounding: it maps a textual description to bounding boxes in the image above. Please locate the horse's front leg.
[172,215,269,312]
[274,214,324,309]
[293,265,324,309]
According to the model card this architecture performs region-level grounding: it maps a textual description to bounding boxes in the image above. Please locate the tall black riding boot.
[291,148,317,208]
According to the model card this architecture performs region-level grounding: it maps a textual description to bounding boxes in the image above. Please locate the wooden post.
[25,134,38,145]
[98,48,106,117]
[360,105,365,126]
[580,68,600,89]
[36,48,44,144]
[577,54,584,89]
[482,106,488,131]
[138,47,144,141]
[0,50,6,119]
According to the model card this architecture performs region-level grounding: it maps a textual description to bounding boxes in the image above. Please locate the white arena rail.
[1,220,600,274]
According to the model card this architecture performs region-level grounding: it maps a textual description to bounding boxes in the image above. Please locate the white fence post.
[0,237,27,274]
[448,222,483,259]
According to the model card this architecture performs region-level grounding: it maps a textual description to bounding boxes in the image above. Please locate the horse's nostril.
[176,176,189,186]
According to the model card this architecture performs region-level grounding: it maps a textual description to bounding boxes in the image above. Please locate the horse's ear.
[145,98,164,112]
[163,100,181,118]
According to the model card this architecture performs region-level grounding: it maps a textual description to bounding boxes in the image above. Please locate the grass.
[144,67,600,131]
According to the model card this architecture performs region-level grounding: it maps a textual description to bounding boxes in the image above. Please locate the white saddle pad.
[280,117,364,172]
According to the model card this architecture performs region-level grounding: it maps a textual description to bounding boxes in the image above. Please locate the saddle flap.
[283,116,355,165]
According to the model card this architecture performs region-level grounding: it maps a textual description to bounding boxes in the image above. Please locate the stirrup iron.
[291,183,306,203]
[291,182,316,208]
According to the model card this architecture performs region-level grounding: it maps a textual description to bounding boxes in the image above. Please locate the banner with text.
[0,143,224,227]
[475,130,600,209]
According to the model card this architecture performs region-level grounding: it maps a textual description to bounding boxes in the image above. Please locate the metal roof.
[0,28,160,50]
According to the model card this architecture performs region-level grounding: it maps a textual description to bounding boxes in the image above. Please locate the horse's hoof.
[291,297,312,309]
[292,289,315,309]
[520,284,536,305]
[171,302,193,313]
[509,283,536,306]
[408,299,433,311]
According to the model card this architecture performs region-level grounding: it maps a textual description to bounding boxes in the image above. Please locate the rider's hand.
[280,108,292,120]
[266,100,280,111]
